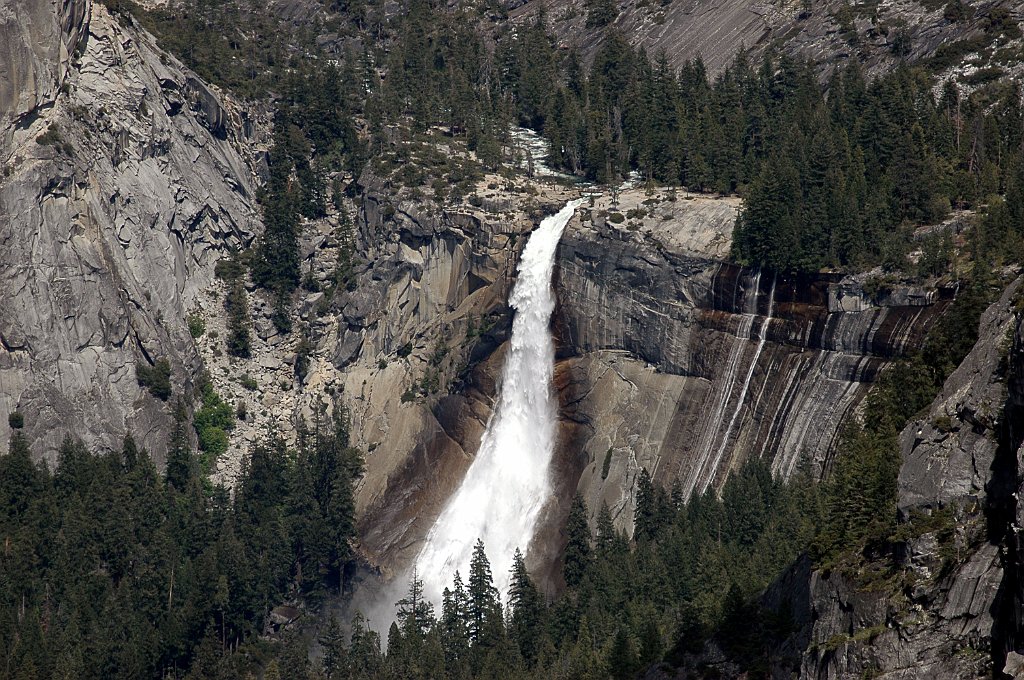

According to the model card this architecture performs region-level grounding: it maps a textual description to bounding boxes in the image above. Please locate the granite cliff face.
[0,0,90,137]
[742,277,1024,679]
[5,5,1024,674]
[0,0,261,463]
[551,189,949,534]
[513,0,1022,79]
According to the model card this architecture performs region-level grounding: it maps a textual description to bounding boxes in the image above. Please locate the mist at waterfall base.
[362,199,582,632]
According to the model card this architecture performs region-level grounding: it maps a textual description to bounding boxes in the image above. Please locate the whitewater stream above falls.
[413,199,583,608]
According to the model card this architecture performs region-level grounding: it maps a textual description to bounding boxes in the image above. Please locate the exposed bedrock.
[512,0,1015,80]
[0,0,261,464]
[553,207,951,534]
[0,0,90,137]
[751,278,1024,679]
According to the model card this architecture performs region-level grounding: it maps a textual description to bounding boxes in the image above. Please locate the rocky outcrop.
[0,0,90,136]
[553,188,950,534]
[513,0,1019,78]
[199,160,581,574]
[899,278,1022,518]
[755,277,1024,679]
[0,0,261,463]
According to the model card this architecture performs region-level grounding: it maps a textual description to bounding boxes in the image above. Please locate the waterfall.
[413,199,582,608]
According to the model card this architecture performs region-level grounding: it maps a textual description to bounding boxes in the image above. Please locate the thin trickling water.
[685,270,762,495]
[702,275,776,492]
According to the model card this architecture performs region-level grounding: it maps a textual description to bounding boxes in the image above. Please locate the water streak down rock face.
[342,171,579,576]
[553,212,950,532]
[748,278,1024,679]
[414,200,581,607]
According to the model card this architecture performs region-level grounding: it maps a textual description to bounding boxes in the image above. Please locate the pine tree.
[396,568,435,640]
[507,548,542,665]
[348,612,383,679]
[563,494,592,588]
[634,468,671,542]
[252,117,302,295]
[440,573,471,676]
[585,0,618,27]
[467,539,499,644]
[607,626,639,680]
[164,400,197,493]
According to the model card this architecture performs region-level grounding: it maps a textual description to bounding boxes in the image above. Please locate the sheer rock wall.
[552,198,950,536]
[755,277,1024,679]
[0,0,260,463]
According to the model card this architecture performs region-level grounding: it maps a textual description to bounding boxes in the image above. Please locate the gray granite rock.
[0,1,260,464]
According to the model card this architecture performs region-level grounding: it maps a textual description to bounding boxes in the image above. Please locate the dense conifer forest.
[6,0,1023,676]
[0,405,362,679]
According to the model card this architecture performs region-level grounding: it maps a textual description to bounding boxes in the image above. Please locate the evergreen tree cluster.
[366,0,511,167]
[0,404,362,679]
[341,468,812,680]
[532,36,1024,273]
[251,66,365,328]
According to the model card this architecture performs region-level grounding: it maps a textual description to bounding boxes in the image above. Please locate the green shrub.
[214,256,246,282]
[238,373,258,390]
[193,375,234,470]
[8,411,24,429]
[187,313,206,338]
[35,124,63,146]
[295,336,312,380]
[421,367,441,393]
[608,212,625,224]
[225,280,251,358]
[137,358,172,400]
[429,340,448,367]
[943,0,973,22]
[962,67,1004,86]
[271,289,292,335]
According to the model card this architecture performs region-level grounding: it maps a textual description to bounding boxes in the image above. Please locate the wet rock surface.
[748,277,1024,679]
[554,190,949,534]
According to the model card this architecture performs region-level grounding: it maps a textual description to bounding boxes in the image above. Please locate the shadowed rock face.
[0,1,260,464]
[0,0,90,135]
[553,210,949,534]
[751,278,1024,679]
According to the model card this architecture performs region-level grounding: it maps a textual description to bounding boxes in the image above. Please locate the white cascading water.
[413,198,583,608]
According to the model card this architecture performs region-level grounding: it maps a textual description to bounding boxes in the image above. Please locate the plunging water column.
[414,199,583,607]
